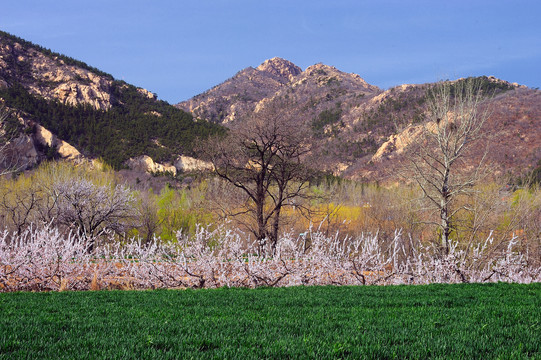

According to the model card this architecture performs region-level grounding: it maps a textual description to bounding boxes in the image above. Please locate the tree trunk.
[255,181,267,255]
[269,207,281,255]
[440,172,450,256]
[440,201,450,256]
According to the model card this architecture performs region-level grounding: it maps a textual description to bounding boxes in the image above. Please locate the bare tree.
[0,105,20,176]
[200,108,312,255]
[135,191,162,244]
[0,178,40,235]
[407,78,492,255]
[54,178,135,251]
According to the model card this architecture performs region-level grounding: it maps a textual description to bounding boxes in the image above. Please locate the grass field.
[0,283,539,359]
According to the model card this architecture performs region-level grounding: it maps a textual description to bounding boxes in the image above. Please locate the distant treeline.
[0,83,225,168]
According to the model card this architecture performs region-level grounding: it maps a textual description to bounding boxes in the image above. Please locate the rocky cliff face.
[0,34,118,110]
[34,124,82,160]
[0,134,38,171]
[0,32,120,170]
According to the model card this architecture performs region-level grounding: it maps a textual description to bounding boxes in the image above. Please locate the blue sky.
[2,1,540,103]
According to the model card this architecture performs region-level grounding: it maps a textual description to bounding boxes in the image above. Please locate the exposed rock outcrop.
[174,155,213,172]
[0,32,154,111]
[125,154,214,175]
[126,155,177,175]
[0,119,84,172]
[0,36,115,110]
[35,124,82,160]
[256,57,302,82]
[52,81,112,110]
[371,124,428,162]
[137,87,156,100]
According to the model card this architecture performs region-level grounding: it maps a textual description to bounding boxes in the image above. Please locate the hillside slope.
[0,31,224,170]
[177,58,541,181]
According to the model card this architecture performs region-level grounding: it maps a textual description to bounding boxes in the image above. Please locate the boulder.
[174,155,213,172]
[34,124,82,160]
[126,155,177,175]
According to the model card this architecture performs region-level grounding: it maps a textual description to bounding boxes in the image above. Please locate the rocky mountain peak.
[303,63,374,89]
[256,57,302,82]
[304,63,337,74]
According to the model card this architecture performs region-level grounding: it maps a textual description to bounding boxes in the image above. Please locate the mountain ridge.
[1,30,539,183]
[0,30,224,171]
[177,57,540,181]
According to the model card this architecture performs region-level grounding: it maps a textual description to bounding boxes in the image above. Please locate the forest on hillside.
[0,30,226,168]
[0,83,225,168]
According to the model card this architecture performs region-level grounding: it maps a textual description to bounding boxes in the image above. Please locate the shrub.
[1,223,538,292]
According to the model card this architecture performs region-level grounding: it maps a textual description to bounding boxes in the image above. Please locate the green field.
[1,283,539,359]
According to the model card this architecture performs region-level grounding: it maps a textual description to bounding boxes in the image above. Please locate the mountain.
[177,58,541,181]
[177,57,380,125]
[179,57,302,124]
[0,30,224,170]
[1,30,539,183]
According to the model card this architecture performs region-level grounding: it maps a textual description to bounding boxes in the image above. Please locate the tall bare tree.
[200,107,312,255]
[0,105,19,176]
[408,78,492,255]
